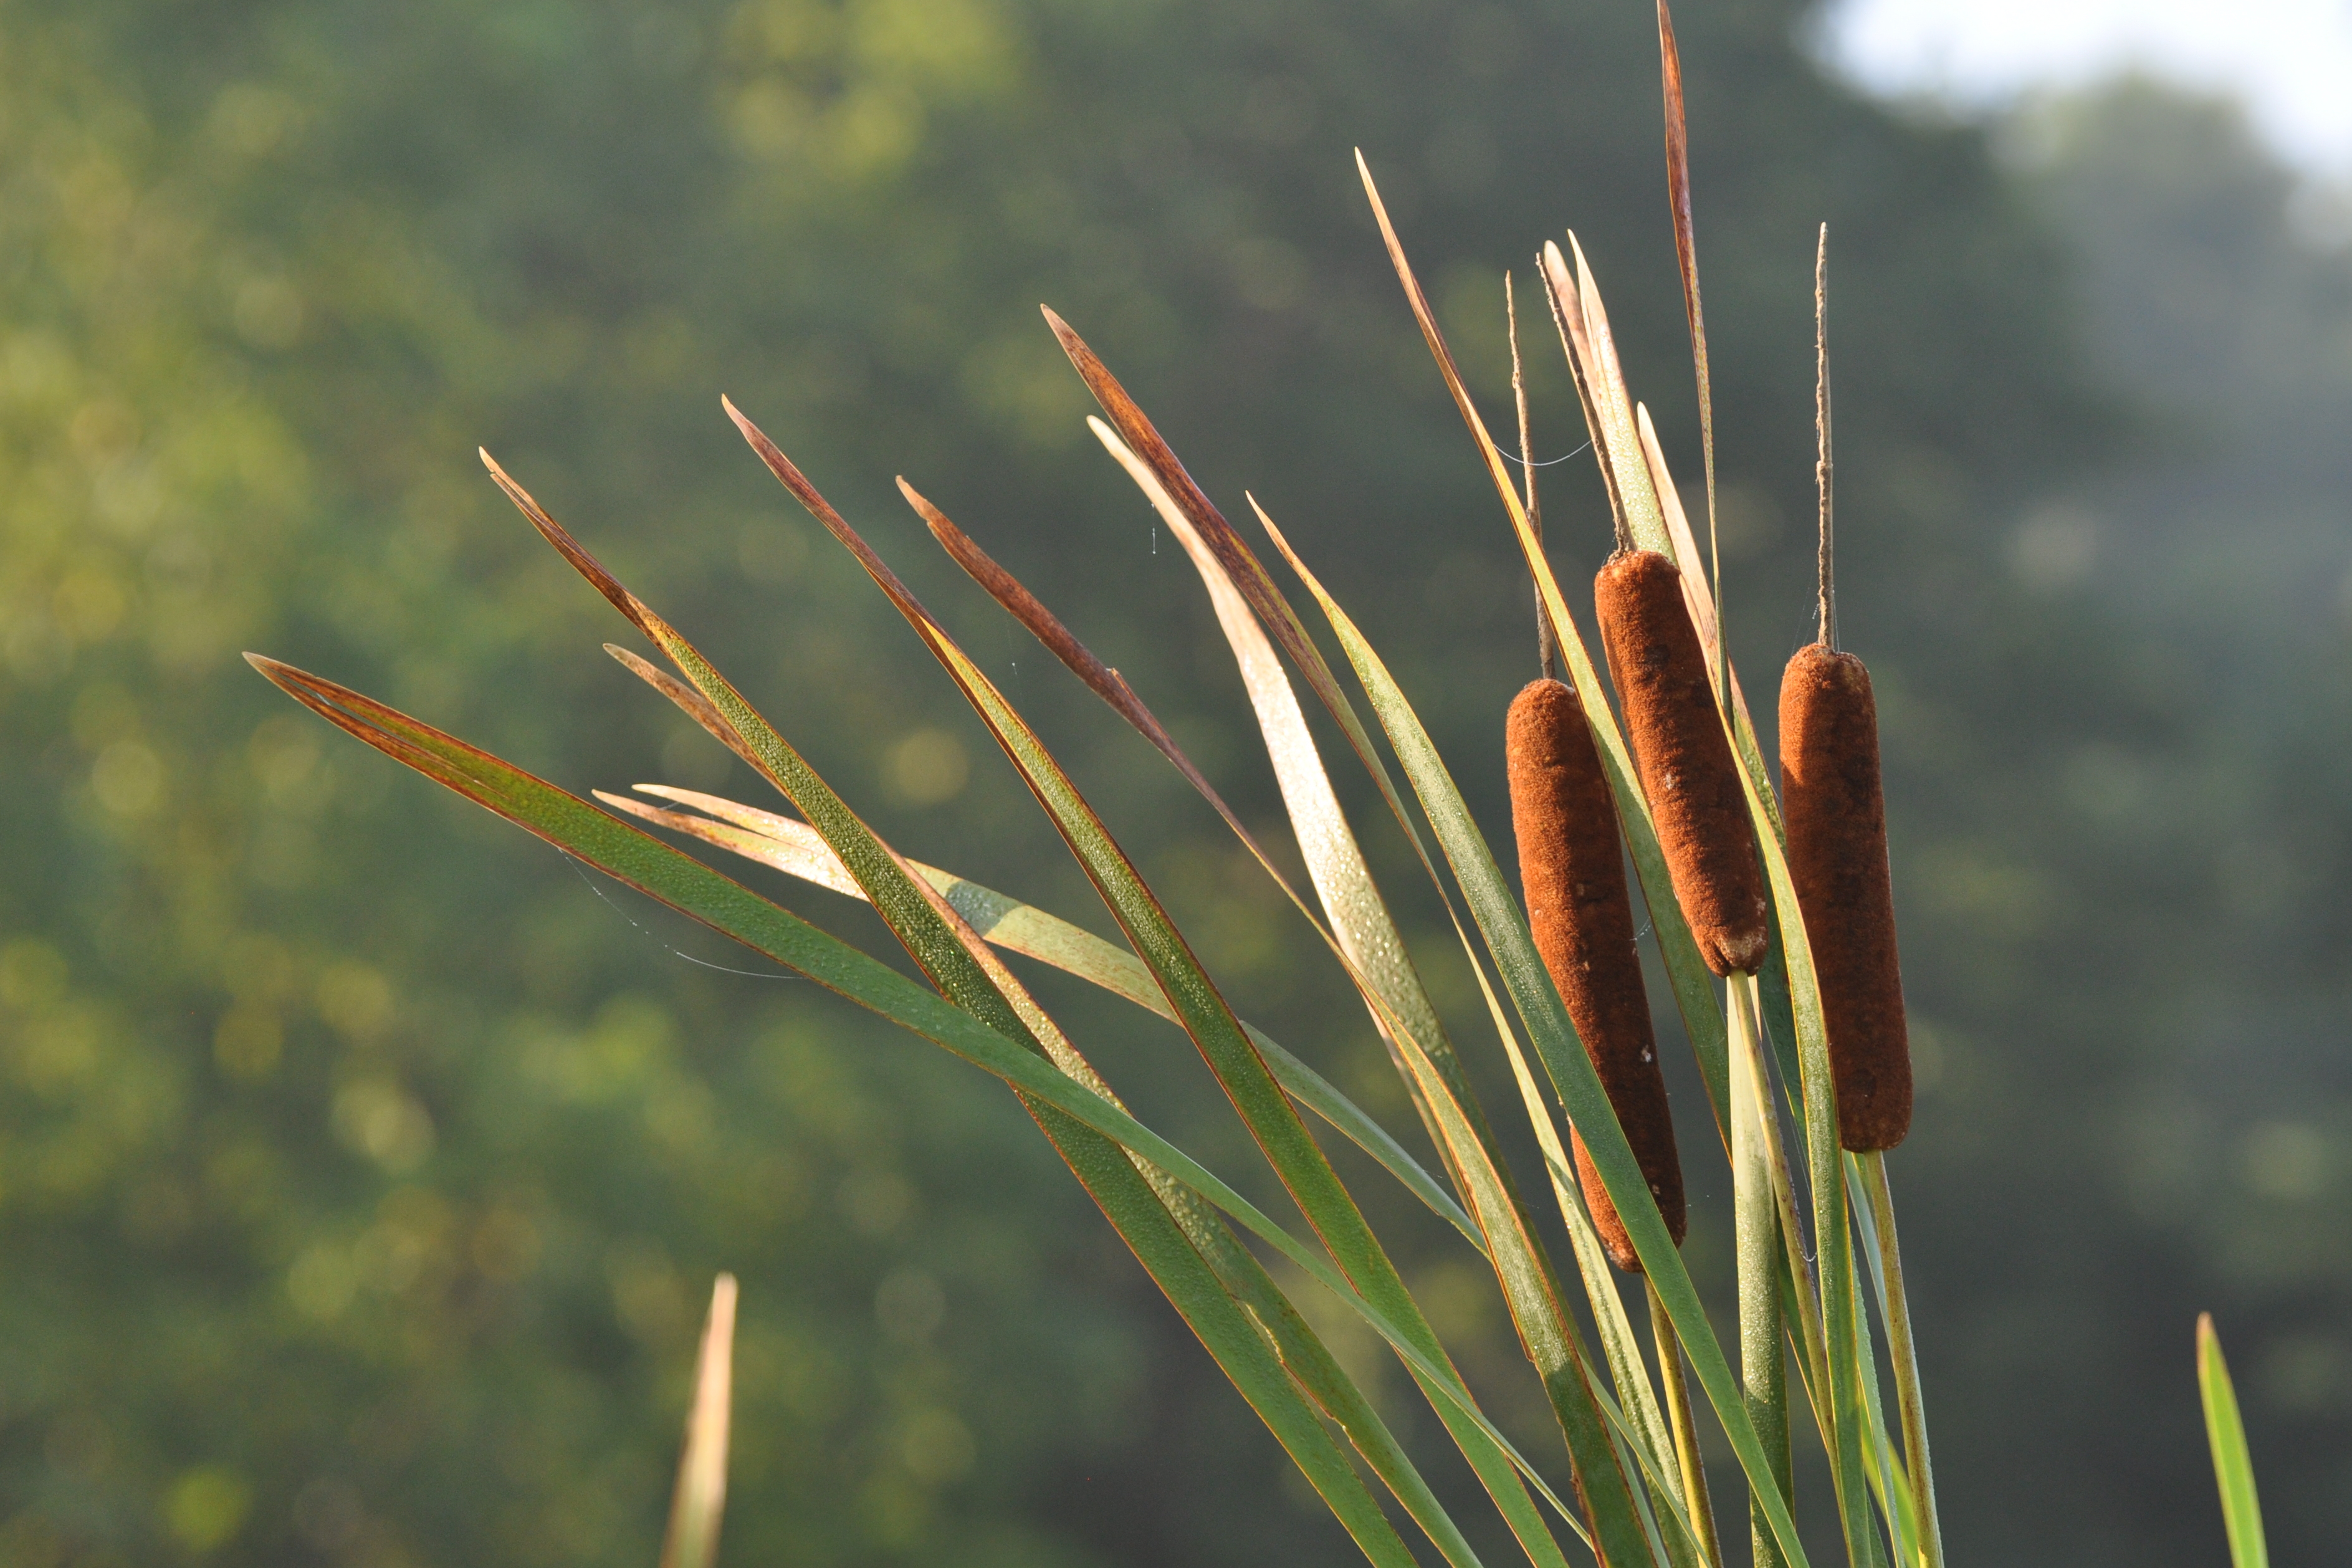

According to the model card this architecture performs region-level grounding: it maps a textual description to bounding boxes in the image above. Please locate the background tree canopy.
[2,0,2346,1563]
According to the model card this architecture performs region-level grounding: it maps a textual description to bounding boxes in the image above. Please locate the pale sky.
[1820,0,2352,178]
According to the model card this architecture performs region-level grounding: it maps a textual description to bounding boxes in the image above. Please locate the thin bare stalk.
[1649,1278,1723,1568]
[1814,224,1836,652]
[1862,1152,1944,1568]
[1508,272,1559,680]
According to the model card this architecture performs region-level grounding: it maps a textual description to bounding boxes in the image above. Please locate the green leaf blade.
[2199,1314,2270,1568]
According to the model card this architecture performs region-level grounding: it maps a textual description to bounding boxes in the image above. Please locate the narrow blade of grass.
[2199,1316,2269,1568]
[916,434,1470,1222]
[1731,782,1877,1565]
[1041,322,1538,1107]
[1844,1241,1920,1566]
[1731,975,1832,1447]
[1857,1154,1939,1567]
[1544,243,1639,551]
[1731,977,1793,1568]
[1655,0,1720,614]
[1649,1279,1723,1568]
[659,1274,737,1568]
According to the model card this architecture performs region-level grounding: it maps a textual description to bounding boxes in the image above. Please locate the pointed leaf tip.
[246,651,310,694]
[477,452,651,634]
[660,1273,739,1568]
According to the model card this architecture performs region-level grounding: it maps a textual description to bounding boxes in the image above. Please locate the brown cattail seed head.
[1779,643,1911,1150]
[1593,551,1770,977]
[1507,678,1685,1269]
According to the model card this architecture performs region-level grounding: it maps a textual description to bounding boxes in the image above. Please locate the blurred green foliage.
[2,0,2345,1563]
[1997,77,2352,1547]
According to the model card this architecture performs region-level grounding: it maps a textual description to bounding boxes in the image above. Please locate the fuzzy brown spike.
[1507,678,1685,1269]
[1594,550,1769,976]
[1779,644,1911,1150]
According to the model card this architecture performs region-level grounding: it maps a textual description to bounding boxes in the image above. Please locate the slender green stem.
[1649,1278,1722,1568]
[1733,975,1832,1454]
[1730,976,1792,1568]
[1862,1152,1944,1568]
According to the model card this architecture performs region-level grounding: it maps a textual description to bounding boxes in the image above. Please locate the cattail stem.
[1862,1152,1944,1568]
[1508,273,1558,681]
[1506,677,1685,1268]
[1730,975,1792,1568]
[1594,550,1769,976]
[1815,224,1835,652]
[1649,1278,1723,1567]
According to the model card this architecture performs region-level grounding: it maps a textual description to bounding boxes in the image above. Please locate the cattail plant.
[1778,233,1911,1155]
[245,6,1994,1567]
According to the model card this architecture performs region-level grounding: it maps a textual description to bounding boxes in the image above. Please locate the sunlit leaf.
[658,1274,737,1568]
